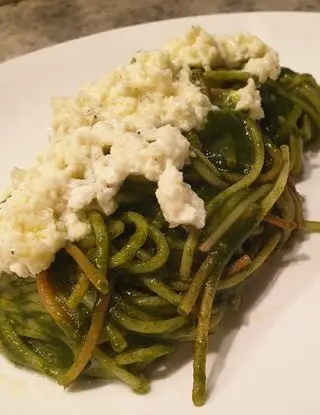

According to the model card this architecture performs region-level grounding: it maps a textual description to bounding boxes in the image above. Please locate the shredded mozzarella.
[165,26,280,82]
[235,78,264,120]
[156,161,205,229]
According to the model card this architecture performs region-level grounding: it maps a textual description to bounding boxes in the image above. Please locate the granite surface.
[0,0,319,62]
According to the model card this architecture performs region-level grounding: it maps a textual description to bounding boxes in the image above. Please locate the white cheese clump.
[165,27,280,119]
[52,50,211,137]
[243,49,280,83]
[163,26,221,69]
[156,161,205,229]
[235,78,264,120]
[0,27,281,277]
[165,26,281,83]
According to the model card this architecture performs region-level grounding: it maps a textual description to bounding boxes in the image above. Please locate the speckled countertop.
[0,0,319,62]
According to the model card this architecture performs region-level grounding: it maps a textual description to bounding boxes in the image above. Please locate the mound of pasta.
[0,27,319,406]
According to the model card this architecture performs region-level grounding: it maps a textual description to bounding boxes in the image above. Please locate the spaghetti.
[0,63,319,406]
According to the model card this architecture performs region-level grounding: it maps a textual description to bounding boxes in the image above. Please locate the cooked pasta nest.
[1,67,320,406]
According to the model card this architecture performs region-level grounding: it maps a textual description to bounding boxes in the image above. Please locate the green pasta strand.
[68,272,90,309]
[257,139,283,184]
[93,348,150,393]
[260,146,290,216]
[204,70,252,82]
[304,220,320,232]
[276,187,296,244]
[114,345,174,366]
[193,274,220,406]
[122,290,171,308]
[218,230,282,290]
[124,224,170,273]
[203,188,250,237]
[110,212,149,268]
[140,277,182,306]
[104,322,128,353]
[89,211,109,275]
[0,314,62,378]
[191,146,228,189]
[109,219,125,240]
[180,229,200,280]
[112,294,158,321]
[110,308,188,334]
[156,312,224,341]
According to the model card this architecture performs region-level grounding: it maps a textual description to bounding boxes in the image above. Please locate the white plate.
[1,11,320,415]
